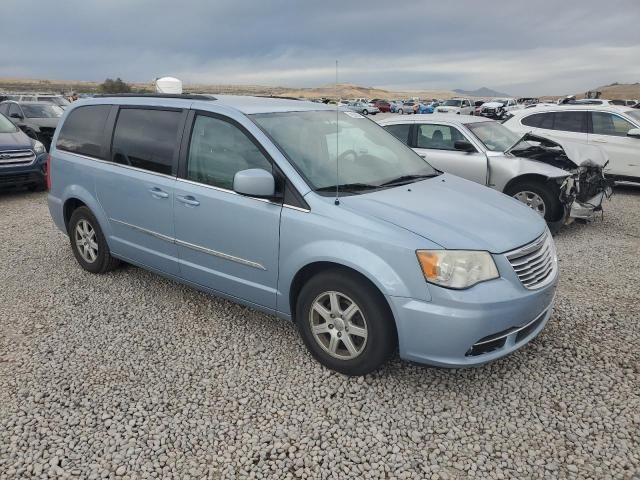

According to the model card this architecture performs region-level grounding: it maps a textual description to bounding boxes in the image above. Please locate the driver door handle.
[176,195,200,207]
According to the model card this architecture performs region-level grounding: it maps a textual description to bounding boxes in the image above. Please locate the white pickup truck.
[435,97,474,115]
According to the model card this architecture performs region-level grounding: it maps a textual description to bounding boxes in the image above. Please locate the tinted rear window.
[56,105,111,158]
[522,112,553,129]
[553,111,588,133]
[111,108,182,175]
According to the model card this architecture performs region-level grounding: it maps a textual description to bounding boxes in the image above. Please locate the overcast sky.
[2,0,639,95]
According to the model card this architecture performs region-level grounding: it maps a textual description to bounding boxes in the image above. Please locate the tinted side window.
[522,112,554,129]
[112,108,182,175]
[416,124,466,151]
[591,112,635,137]
[384,124,411,145]
[553,111,587,133]
[0,104,8,115]
[56,105,111,158]
[8,104,21,117]
[187,115,272,190]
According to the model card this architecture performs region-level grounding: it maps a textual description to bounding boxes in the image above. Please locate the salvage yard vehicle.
[49,94,558,376]
[378,115,612,224]
[503,105,640,182]
[0,100,63,150]
[14,94,71,109]
[344,101,379,115]
[0,112,48,190]
[479,98,519,120]
[435,98,474,115]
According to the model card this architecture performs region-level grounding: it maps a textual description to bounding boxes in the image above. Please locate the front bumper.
[388,261,558,367]
[568,190,608,221]
[0,153,47,188]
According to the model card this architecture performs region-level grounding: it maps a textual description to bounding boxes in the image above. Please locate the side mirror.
[627,128,640,139]
[454,140,476,152]
[233,168,276,198]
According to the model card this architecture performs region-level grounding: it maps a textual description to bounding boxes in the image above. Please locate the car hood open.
[508,132,608,168]
[340,174,546,253]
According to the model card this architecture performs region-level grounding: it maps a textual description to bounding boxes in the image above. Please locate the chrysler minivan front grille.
[506,232,556,289]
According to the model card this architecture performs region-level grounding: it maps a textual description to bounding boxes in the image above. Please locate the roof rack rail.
[93,93,217,100]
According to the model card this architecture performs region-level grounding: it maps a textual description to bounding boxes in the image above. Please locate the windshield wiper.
[379,173,439,187]
[315,183,380,193]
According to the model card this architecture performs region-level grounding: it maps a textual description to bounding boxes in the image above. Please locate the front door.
[174,112,281,310]
[589,111,640,178]
[413,123,487,184]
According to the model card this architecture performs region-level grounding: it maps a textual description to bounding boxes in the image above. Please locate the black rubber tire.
[505,180,562,223]
[362,109,368,115]
[68,206,120,274]
[296,269,396,376]
[398,109,403,115]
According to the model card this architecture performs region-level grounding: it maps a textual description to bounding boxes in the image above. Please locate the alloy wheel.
[308,291,368,360]
[513,191,546,217]
[75,219,99,263]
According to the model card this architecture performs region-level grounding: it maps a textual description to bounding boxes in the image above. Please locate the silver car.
[344,101,379,115]
[378,115,612,225]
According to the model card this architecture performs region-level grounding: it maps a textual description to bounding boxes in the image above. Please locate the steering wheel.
[338,149,358,162]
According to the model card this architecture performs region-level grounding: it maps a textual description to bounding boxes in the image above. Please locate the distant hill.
[453,87,511,98]
[578,82,640,100]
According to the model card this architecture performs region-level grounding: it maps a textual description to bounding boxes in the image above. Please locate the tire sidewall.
[296,271,396,376]
[507,181,562,222]
[68,207,111,273]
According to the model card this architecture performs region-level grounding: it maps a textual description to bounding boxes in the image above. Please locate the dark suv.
[0,101,63,150]
[0,112,48,190]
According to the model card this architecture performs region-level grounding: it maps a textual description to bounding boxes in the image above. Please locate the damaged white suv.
[378,115,612,226]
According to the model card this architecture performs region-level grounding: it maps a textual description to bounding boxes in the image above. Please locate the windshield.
[252,111,437,193]
[443,100,462,107]
[491,99,508,105]
[466,121,522,152]
[0,113,18,133]
[21,104,63,118]
[625,110,640,123]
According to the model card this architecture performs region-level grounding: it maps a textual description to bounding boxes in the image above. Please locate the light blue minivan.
[48,94,558,375]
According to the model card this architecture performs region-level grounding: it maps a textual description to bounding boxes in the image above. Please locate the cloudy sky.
[2,0,639,95]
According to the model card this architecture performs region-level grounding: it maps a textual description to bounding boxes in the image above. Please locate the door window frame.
[177,109,309,210]
[588,110,638,137]
[410,122,478,153]
[108,105,188,178]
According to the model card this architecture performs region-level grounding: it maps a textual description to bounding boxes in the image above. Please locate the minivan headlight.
[416,250,499,289]
[32,140,46,154]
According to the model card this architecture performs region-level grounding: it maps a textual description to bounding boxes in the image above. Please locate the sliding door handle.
[149,187,169,199]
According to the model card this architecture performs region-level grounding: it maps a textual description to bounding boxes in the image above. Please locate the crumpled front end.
[510,133,614,223]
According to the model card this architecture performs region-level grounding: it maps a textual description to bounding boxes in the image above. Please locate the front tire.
[398,109,403,115]
[296,270,396,376]
[68,207,120,273]
[362,109,368,115]
[505,180,562,222]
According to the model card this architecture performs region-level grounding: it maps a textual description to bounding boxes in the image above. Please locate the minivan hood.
[340,174,545,253]
[0,130,32,150]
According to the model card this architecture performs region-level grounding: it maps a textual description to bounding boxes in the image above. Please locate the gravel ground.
[0,188,639,480]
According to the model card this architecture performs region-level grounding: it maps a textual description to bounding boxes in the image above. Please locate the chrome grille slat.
[0,149,36,167]
[506,231,557,290]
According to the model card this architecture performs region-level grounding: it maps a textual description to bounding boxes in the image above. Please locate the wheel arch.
[288,261,395,327]
[502,173,558,195]
[60,185,112,241]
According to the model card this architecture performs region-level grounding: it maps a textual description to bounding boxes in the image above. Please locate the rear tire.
[398,109,403,115]
[362,109,368,115]
[296,269,396,376]
[68,206,120,274]
[505,180,562,223]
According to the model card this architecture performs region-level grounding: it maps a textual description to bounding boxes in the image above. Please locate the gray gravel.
[1,188,639,480]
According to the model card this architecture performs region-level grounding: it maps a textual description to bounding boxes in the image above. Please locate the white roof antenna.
[155,76,183,94]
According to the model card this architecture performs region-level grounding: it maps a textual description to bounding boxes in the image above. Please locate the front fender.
[487,153,570,191]
[278,240,428,317]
